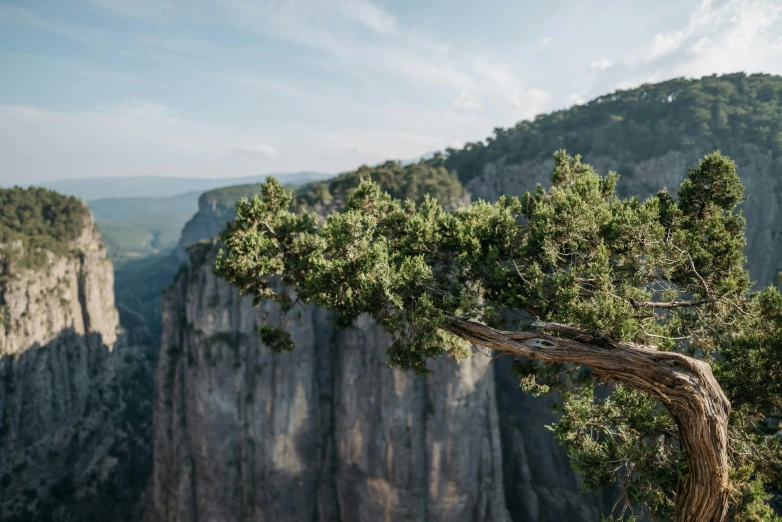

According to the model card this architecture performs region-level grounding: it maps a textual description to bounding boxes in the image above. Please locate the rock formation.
[143,244,512,522]
[143,169,619,521]
[0,206,153,522]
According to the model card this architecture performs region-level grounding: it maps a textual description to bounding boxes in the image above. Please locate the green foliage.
[438,73,782,185]
[257,325,294,353]
[295,159,464,211]
[0,186,90,271]
[550,385,685,520]
[214,151,782,519]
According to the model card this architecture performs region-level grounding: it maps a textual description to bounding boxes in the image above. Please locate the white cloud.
[585,0,782,100]
[453,91,482,111]
[566,93,585,107]
[647,31,687,60]
[589,59,612,71]
[336,0,397,34]
[471,57,551,120]
[235,143,278,157]
[510,88,550,112]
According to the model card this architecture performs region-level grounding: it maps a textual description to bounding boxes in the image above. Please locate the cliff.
[175,184,266,263]
[148,202,611,521]
[143,245,515,522]
[0,197,153,522]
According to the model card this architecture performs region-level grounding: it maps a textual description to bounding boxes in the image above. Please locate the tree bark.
[445,318,731,522]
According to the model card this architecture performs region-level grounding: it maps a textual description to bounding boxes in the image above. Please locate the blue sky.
[1,0,782,184]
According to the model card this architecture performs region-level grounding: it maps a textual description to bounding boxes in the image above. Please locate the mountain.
[35,172,332,201]
[438,72,782,287]
[0,187,153,522]
[88,192,201,265]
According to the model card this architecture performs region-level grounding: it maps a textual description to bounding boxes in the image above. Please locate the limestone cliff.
[0,206,153,522]
[147,143,782,522]
[143,245,511,522]
[175,184,263,263]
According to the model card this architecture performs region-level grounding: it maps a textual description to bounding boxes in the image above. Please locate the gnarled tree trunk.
[446,318,731,522]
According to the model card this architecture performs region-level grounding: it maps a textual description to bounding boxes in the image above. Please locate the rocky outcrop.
[0,212,118,355]
[175,187,255,263]
[0,209,153,522]
[143,246,511,522]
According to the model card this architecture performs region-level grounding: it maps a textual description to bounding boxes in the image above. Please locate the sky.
[1,0,782,184]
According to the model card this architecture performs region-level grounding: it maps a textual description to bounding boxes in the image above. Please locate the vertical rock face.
[0,214,118,355]
[493,358,613,521]
[0,210,153,522]
[143,248,510,522]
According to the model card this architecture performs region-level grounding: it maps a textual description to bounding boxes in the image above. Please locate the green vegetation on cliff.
[0,187,90,271]
[440,72,782,184]
[296,160,464,210]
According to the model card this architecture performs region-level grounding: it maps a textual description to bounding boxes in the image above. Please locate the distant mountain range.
[36,171,333,201]
[71,172,329,264]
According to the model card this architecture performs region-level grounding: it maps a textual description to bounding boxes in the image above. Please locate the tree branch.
[444,317,731,522]
[629,298,713,309]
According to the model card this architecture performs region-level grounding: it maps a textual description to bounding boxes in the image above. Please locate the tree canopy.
[438,73,782,185]
[294,159,464,214]
[0,186,90,272]
[214,151,782,521]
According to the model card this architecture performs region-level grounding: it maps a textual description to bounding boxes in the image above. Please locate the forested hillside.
[439,73,782,186]
[0,187,89,272]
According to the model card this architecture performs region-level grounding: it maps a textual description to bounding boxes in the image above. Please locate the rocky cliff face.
[174,189,249,263]
[143,246,512,522]
[0,209,153,522]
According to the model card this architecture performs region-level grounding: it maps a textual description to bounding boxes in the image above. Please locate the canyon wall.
[0,208,153,522]
[143,244,513,522]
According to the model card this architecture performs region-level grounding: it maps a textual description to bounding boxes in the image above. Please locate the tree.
[213,151,782,522]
